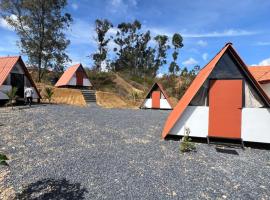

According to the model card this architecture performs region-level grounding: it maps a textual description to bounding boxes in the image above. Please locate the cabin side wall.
[142,98,172,109]
[67,75,91,87]
[169,106,209,137]
[242,108,270,143]
[261,83,270,97]
[169,106,270,143]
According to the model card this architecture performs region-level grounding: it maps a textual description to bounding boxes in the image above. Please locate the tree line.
[1,0,196,83]
[92,19,184,78]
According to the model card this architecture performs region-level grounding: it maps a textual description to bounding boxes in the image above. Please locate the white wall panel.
[169,106,209,137]
[242,108,270,143]
[68,77,76,86]
[83,78,92,86]
[142,99,151,108]
[160,99,172,109]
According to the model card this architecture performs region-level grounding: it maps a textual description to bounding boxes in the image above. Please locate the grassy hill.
[31,69,192,108]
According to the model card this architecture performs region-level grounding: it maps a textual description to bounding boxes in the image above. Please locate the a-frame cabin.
[0,56,41,103]
[55,64,92,88]
[140,82,173,110]
[162,43,270,144]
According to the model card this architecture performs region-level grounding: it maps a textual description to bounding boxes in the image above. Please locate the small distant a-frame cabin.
[162,43,270,144]
[140,82,173,110]
[0,56,41,103]
[55,64,92,88]
[249,66,270,97]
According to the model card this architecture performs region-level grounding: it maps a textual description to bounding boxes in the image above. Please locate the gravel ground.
[1,104,270,199]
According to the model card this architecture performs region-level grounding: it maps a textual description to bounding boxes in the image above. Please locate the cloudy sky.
[1,0,270,74]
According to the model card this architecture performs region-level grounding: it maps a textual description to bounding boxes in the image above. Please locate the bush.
[180,127,196,153]
[43,87,54,103]
[4,87,18,109]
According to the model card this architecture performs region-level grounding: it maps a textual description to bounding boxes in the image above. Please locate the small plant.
[4,87,18,109]
[130,91,139,102]
[180,127,196,153]
[0,153,8,166]
[43,87,54,104]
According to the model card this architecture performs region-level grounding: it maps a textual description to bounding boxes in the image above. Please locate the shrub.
[0,153,8,166]
[180,127,196,153]
[130,91,140,102]
[43,87,54,103]
[4,87,18,109]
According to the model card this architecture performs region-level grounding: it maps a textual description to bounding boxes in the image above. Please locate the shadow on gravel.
[16,178,88,200]
[215,147,239,155]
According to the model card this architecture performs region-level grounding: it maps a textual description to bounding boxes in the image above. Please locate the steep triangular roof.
[0,56,41,98]
[55,63,89,87]
[140,82,173,108]
[248,66,270,83]
[162,43,270,139]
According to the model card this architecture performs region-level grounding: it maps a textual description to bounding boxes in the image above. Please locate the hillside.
[32,69,189,108]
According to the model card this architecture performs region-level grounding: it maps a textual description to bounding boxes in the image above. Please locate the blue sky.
[1,0,270,75]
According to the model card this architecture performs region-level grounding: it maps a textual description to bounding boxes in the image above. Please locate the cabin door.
[152,91,160,109]
[208,80,242,139]
[76,71,84,86]
[10,73,24,98]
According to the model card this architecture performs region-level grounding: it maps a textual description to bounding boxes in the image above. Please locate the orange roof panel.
[0,56,20,86]
[248,66,270,83]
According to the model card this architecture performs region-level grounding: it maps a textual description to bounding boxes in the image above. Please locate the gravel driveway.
[1,104,270,199]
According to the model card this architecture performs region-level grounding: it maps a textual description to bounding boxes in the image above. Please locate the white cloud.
[108,0,137,13]
[197,40,208,47]
[0,17,13,31]
[255,42,270,46]
[67,18,96,46]
[146,27,257,39]
[71,3,78,10]
[182,29,258,38]
[202,53,208,61]
[258,57,270,66]
[182,58,198,66]
[156,72,164,78]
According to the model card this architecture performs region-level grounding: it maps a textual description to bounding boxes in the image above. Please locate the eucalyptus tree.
[169,33,184,74]
[92,19,113,71]
[0,0,72,82]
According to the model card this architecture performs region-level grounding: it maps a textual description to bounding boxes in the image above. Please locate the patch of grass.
[0,154,8,166]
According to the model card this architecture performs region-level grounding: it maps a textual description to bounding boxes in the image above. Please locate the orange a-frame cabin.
[55,63,92,88]
[249,66,270,97]
[0,56,41,103]
[140,82,173,110]
[162,43,270,144]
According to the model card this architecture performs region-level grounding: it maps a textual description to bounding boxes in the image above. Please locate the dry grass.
[36,83,86,106]
[49,88,86,106]
[169,97,179,108]
[96,91,139,109]
[113,74,143,95]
